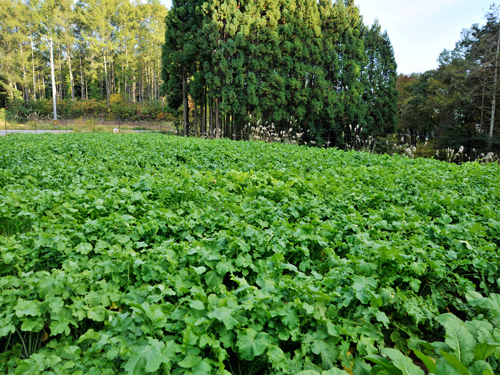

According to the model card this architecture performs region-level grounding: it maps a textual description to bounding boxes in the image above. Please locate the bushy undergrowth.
[0,134,499,375]
[4,97,178,121]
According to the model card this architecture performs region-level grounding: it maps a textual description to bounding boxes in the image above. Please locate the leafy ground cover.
[0,134,499,375]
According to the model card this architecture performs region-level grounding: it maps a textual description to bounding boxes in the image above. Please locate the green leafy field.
[1,134,499,375]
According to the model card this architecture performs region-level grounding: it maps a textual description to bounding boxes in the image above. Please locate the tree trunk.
[49,38,57,125]
[112,60,115,94]
[215,98,220,138]
[79,53,85,100]
[209,97,214,136]
[132,72,136,104]
[30,34,36,101]
[194,99,198,137]
[153,62,157,105]
[490,30,500,141]
[183,69,188,136]
[104,51,110,110]
[58,48,63,100]
[68,46,75,102]
[20,44,28,101]
[201,89,206,135]
[480,67,486,131]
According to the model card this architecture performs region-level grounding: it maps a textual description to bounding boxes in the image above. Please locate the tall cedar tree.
[161,0,398,142]
[362,20,398,134]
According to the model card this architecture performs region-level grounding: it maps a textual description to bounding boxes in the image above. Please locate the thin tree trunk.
[20,44,28,101]
[153,62,157,105]
[30,34,36,101]
[183,69,188,136]
[490,30,500,140]
[215,98,221,138]
[111,60,115,94]
[132,72,136,104]
[480,67,486,131]
[201,89,206,135]
[103,51,110,110]
[125,42,130,101]
[58,48,63,100]
[68,46,75,102]
[79,53,85,100]
[120,61,124,94]
[49,38,57,125]
[194,99,198,137]
[209,97,213,136]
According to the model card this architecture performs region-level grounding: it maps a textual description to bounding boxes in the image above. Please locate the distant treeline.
[396,4,500,152]
[0,0,168,119]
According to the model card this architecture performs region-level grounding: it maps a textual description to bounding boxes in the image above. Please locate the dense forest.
[0,0,168,120]
[161,0,399,142]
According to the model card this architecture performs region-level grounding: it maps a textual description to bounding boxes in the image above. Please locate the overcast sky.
[158,0,494,75]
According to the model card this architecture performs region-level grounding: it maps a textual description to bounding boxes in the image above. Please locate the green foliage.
[4,98,176,121]
[0,0,167,112]
[362,21,399,134]
[162,0,398,141]
[0,134,499,374]
[396,6,500,151]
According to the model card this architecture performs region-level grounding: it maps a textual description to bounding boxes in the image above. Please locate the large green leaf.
[436,357,462,375]
[124,338,169,375]
[50,319,71,336]
[311,337,339,369]
[20,317,44,332]
[207,306,239,330]
[14,354,46,375]
[473,343,499,361]
[178,355,202,368]
[364,354,401,375]
[236,329,270,361]
[413,350,436,374]
[439,350,471,375]
[381,348,425,375]
[15,300,40,317]
[437,314,476,366]
[468,360,494,375]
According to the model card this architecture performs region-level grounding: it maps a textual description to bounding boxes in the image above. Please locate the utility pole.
[49,38,58,128]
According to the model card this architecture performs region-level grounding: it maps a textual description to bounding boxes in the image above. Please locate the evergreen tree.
[362,20,398,134]
[317,0,367,143]
[161,0,202,135]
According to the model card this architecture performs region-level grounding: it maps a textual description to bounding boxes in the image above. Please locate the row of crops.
[0,133,499,375]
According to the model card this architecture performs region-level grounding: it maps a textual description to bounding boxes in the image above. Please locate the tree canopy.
[0,0,168,120]
[161,0,399,143]
[397,4,500,152]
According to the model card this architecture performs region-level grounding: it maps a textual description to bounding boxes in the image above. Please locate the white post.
[49,38,57,127]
